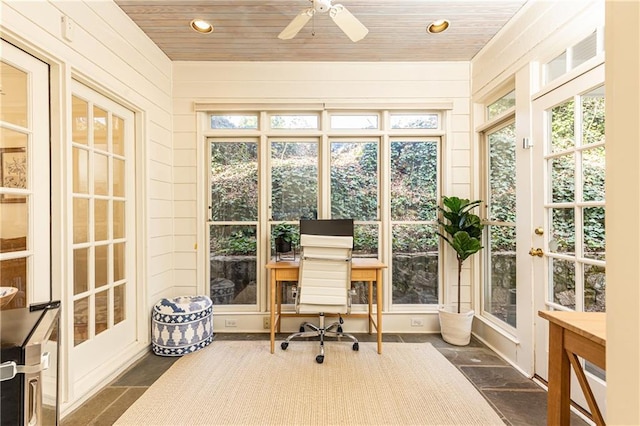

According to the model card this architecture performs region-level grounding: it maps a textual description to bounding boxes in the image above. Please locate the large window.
[209,140,258,305]
[206,109,443,310]
[483,121,517,327]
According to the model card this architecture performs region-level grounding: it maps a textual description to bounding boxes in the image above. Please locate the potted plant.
[273,223,297,253]
[436,196,484,345]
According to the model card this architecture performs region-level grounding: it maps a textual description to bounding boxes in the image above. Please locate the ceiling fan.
[278,0,369,42]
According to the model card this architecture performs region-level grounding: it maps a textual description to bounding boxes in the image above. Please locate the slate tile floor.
[61,333,590,425]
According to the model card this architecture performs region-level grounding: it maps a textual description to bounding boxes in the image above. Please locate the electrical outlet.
[263,317,270,329]
[411,318,424,327]
[225,319,237,327]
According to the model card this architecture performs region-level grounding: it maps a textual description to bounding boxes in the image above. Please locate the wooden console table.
[538,310,606,426]
[266,258,386,354]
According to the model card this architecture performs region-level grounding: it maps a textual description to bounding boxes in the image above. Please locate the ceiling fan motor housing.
[313,0,332,13]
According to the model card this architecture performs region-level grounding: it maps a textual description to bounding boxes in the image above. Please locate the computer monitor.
[299,219,354,237]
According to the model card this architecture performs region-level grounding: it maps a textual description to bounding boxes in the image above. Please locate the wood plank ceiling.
[115,0,528,62]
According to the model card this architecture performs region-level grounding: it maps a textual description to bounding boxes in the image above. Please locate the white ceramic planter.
[438,307,475,346]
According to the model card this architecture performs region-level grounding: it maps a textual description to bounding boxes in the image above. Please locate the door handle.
[529,248,544,257]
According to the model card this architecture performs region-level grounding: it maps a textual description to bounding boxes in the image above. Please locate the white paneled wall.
[172,61,473,311]
[1,0,173,411]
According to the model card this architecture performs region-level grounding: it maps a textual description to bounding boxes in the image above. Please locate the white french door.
[68,81,137,395]
[0,40,50,307]
[532,64,606,414]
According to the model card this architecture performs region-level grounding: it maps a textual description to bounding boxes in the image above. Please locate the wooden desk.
[266,258,386,354]
[538,311,606,426]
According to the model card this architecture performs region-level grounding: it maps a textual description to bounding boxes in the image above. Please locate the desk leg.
[547,322,571,425]
[368,280,373,334]
[270,273,276,354]
[376,269,382,354]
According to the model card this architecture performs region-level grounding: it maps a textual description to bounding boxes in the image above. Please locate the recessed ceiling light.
[427,19,450,34]
[190,19,213,34]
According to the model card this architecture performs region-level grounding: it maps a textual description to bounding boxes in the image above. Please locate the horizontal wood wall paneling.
[173,61,470,82]
[86,1,171,76]
[472,0,603,96]
[173,80,470,99]
[4,1,172,120]
[173,184,197,201]
[149,218,174,237]
[53,0,172,91]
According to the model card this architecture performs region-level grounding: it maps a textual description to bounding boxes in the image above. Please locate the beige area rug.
[115,340,504,426]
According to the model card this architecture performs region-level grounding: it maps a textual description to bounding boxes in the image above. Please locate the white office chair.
[280,234,359,363]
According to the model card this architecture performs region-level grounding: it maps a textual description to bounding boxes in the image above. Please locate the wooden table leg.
[547,322,571,425]
[376,269,382,354]
[270,273,276,354]
[368,280,373,334]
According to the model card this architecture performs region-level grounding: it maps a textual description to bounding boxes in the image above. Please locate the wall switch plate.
[61,16,74,42]
[263,317,270,329]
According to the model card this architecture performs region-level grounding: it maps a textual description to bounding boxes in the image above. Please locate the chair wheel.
[299,326,305,332]
[281,342,288,350]
[316,355,324,364]
[337,326,343,333]
[353,342,359,351]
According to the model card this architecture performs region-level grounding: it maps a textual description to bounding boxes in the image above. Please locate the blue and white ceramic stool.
[151,295,213,356]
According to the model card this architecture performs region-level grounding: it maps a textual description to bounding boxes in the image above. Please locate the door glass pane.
[330,141,378,221]
[583,207,605,260]
[73,248,89,295]
[114,284,125,325]
[72,96,89,145]
[551,154,575,203]
[114,242,125,282]
[93,106,108,151]
[582,87,605,145]
[95,199,108,241]
[552,258,575,309]
[583,146,605,202]
[95,244,108,288]
[271,141,318,221]
[545,52,567,84]
[390,114,439,129]
[113,201,125,239]
[209,225,257,305]
[0,61,28,127]
[94,153,108,196]
[0,200,28,252]
[113,115,125,156]
[0,258,26,309]
[330,115,378,130]
[584,264,605,312]
[73,147,89,194]
[95,290,108,335]
[391,224,438,304]
[210,114,258,129]
[74,297,89,346]
[551,208,575,254]
[210,142,258,221]
[390,140,438,221]
[73,198,89,243]
[113,158,125,197]
[550,100,575,152]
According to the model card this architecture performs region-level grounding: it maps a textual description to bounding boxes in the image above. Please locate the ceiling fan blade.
[278,8,314,40]
[330,4,368,42]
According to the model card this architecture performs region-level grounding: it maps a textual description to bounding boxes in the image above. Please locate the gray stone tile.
[91,387,147,426]
[482,389,590,426]
[61,387,125,426]
[461,366,541,390]
[111,352,179,386]
[438,347,508,367]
